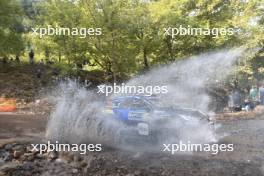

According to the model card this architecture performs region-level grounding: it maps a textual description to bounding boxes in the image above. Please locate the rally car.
[109,95,213,145]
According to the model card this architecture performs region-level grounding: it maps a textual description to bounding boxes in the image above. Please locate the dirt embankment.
[214,105,264,121]
[0,64,50,101]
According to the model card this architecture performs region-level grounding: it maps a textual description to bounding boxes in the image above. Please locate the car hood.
[152,106,209,121]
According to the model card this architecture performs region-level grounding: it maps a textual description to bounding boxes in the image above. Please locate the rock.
[4,144,13,151]
[126,174,135,176]
[23,162,34,170]
[12,144,25,152]
[20,154,27,162]
[73,154,82,162]
[0,162,20,173]
[80,160,88,168]
[48,151,58,160]
[43,153,48,159]
[72,168,78,174]
[134,170,141,175]
[0,143,5,149]
[36,153,44,159]
[12,144,25,159]
[24,153,35,161]
[35,99,40,104]
[55,158,67,164]
[0,151,12,162]
[13,150,24,159]
[59,152,74,163]
[26,145,36,153]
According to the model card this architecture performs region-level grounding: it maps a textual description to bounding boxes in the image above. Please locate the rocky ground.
[0,142,263,176]
[0,112,264,176]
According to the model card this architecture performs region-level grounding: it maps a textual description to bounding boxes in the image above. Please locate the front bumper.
[119,128,156,144]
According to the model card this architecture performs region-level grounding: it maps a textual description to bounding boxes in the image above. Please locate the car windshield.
[146,97,165,108]
[146,97,183,110]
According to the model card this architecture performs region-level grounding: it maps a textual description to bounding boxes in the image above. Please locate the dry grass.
[214,105,264,121]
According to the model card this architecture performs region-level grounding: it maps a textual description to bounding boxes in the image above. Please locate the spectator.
[249,85,258,101]
[243,99,255,111]
[259,85,264,105]
[15,55,20,63]
[29,49,34,65]
[228,89,242,112]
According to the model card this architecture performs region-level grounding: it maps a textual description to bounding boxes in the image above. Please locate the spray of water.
[125,48,244,112]
[45,82,123,145]
[46,48,244,150]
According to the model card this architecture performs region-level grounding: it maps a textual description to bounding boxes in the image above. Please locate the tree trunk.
[58,51,61,62]
[143,47,149,70]
[165,35,174,61]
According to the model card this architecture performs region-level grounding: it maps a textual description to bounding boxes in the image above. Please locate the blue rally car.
[108,95,212,144]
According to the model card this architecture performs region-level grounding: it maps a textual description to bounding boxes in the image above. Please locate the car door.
[113,99,132,121]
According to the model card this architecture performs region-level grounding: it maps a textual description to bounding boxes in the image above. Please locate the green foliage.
[0,0,25,56]
[1,0,264,83]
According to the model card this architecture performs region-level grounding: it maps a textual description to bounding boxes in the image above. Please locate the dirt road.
[0,113,264,176]
[0,113,46,145]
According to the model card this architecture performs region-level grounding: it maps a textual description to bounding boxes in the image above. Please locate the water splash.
[125,48,244,112]
[46,48,244,150]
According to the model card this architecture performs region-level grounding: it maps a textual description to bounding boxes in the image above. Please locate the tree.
[0,0,24,57]
[29,0,263,83]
